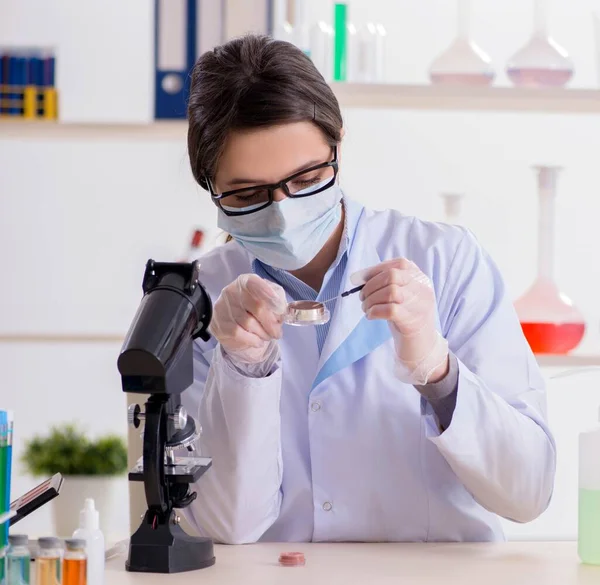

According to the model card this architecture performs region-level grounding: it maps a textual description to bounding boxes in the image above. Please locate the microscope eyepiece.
[117,260,212,395]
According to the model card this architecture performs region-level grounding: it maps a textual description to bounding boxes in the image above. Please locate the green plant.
[22,425,128,476]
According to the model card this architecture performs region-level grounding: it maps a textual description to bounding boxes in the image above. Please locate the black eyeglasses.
[208,147,338,216]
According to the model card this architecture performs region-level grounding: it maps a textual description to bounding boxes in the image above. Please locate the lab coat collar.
[312,199,392,390]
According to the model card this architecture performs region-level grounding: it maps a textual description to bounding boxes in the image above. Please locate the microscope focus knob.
[172,406,188,431]
[128,404,145,429]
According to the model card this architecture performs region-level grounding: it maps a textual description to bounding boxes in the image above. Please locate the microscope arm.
[143,397,169,516]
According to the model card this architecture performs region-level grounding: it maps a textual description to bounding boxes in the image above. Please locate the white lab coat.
[181,198,556,544]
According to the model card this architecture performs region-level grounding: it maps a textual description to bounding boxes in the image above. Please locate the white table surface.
[105,541,600,584]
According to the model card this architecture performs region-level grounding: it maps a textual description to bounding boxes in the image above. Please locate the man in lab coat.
[179,34,555,544]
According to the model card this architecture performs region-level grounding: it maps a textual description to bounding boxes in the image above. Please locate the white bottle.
[72,498,105,585]
[579,408,600,564]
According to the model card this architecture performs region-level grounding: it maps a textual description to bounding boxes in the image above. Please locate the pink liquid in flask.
[514,166,585,355]
[506,67,573,88]
[520,322,585,354]
[428,1,495,88]
[506,0,574,89]
[430,72,493,86]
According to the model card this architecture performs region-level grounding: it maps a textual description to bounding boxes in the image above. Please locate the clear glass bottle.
[310,21,334,82]
[345,21,359,82]
[293,0,311,57]
[349,22,386,83]
[506,0,574,87]
[514,166,585,354]
[7,534,31,585]
[62,539,87,585]
[429,0,494,86]
[373,24,387,82]
[272,0,294,44]
[35,537,62,585]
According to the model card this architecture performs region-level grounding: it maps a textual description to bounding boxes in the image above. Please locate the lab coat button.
[311,401,321,412]
[322,501,333,512]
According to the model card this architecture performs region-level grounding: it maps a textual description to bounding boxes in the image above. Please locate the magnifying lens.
[284,285,364,327]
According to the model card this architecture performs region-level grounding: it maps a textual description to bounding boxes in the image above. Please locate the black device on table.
[117,259,215,574]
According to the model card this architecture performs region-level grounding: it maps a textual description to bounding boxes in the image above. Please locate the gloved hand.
[351,258,449,385]
[210,274,288,377]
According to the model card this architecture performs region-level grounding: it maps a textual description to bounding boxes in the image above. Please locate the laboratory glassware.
[285,301,331,326]
[62,539,87,585]
[579,408,600,566]
[506,0,574,87]
[272,0,294,44]
[310,21,334,82]
[514,166,585,354]
[440,193,465,224]
[349,23,386,83]
[292,0,311,57]
[284,286,364,326]
[7,534,31,585]
[429,0,494,86]
[35,537,62,585]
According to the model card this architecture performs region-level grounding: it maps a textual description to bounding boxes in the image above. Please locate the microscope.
[117,259,215,574]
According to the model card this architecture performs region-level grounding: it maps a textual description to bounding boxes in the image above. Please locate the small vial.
[7,534,31,585]
[35,537,62,585]
[62,539,87,585]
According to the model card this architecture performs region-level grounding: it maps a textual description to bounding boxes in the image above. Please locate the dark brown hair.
[187,34,343,191]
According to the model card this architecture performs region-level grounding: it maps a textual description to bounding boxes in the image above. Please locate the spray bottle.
[72,499,105,585]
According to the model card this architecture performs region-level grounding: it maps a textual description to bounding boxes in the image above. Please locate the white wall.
[3,0,600,540]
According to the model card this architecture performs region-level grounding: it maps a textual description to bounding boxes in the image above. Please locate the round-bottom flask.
[514,166,585,354]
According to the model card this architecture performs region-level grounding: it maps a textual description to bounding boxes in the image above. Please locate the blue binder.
[154,0,197,119]
[43,54,55,87]
[8,55,19,115]
[0,53,7,116]
[29,54,42,86]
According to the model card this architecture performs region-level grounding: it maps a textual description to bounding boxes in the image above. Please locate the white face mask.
[217,181,343,270]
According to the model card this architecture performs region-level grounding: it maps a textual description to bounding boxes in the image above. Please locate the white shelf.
[0,119,188,141]
[331,83,600,113]
[3,85,600,140]
[0,333,124,343]
[536,353,600,368]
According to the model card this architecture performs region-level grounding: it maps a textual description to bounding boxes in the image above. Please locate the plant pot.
[51,475,130,542]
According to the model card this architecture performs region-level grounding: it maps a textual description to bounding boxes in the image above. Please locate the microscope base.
[126,512,215,574]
